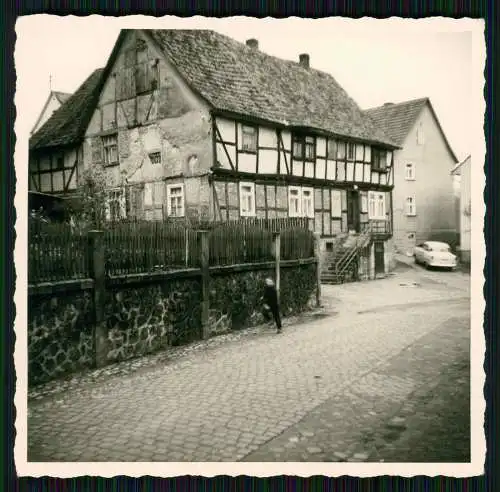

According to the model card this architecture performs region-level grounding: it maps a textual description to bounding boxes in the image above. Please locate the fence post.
[198,230,210,339]
[273,232,281,299]
[88,230,108,368]
[313,232,322,307]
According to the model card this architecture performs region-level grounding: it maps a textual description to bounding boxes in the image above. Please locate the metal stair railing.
[334,224,373,281]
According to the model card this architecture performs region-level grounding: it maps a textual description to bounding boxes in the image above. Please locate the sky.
[16,15,482,162]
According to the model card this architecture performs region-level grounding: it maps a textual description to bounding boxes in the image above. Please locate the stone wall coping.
[28,258,317,293]
[28,278,94,296]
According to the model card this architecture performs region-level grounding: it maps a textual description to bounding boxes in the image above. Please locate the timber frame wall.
[210,114,395,237]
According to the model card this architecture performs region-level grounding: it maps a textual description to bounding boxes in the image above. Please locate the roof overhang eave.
[211,108,401,149]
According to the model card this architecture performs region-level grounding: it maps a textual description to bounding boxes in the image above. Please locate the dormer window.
[241,125,257,153]
[293,134,315,161]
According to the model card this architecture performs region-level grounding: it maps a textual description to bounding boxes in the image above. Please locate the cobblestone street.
[27,263,471,462]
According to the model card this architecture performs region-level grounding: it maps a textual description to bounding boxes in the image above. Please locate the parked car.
[413,241,457,270]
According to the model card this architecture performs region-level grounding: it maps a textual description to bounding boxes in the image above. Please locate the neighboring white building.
[451,155,471,265]
[366,98,459,255]
[30,91,72,136]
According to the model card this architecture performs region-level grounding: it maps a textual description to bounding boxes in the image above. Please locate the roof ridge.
[364,97,429,112]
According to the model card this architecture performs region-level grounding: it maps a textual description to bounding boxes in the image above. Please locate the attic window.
[149,151,162,165]
[241,125,257,152]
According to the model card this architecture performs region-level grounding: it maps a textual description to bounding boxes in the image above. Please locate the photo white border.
[14,15,486,478]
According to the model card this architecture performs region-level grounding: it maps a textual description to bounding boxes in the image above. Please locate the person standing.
[261,277,282,334]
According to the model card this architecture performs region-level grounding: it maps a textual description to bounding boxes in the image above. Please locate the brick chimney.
[299,53,310,69]
[246,39,259,50]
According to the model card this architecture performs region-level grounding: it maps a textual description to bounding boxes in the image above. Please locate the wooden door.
[374,241,385,274]
[347,190,360,232]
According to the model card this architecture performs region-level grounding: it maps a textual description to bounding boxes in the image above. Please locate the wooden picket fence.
[29,221,89,283]
[28,217,316,282]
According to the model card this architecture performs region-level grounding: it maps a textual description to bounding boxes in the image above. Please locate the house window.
[167,184,185,217]
[288,186,301,217]
[347,142,355,161]
[368,191,386,219]
[241,125,257,152]
[405,163,415,180]
[149,151,162,165]
[293,135,315,161]
[239,182,255,217]
[327,139,337,159]
[288,186,315,218]
[336,141,346,160]
[102,134,118,166]
[105,188,126,221]
[406,196,416,216]
[304,136,315,161]
[371,148,387,171]
[55,156,64,170]
[331,189,342,218]
[417,123,425,145]
[302,187,314,218]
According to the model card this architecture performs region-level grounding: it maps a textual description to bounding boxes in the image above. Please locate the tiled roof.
[52,91,72,104]
[145,29,398,148]
[29,69,104,151]
[365,97,459,162]
[364,98,429,146]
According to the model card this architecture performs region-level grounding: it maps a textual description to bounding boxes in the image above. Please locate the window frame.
[239,181,256,217]
[241,124,258,153]
[405,162,415,180]
[105,187,126,221]
[301,186,315,219]
[368,191,386,220]
[102,134,119,167]
[371,148,388,172]
[346,142,356,161]
[166,183,185,217]
[292,134,316,162]
[149,151,162,165]
[288,186,302,218]
[405,196,416,216]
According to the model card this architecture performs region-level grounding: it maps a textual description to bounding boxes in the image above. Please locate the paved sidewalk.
[28,269,470,462]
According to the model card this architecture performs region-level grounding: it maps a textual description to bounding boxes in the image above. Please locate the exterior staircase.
[321,225,373,285]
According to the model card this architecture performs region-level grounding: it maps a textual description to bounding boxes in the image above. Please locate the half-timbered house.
[30,29,401,278]
[29,68,104,197]
[30,90,72,136]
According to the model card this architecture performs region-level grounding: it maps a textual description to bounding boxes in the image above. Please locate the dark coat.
[263,284,279,311]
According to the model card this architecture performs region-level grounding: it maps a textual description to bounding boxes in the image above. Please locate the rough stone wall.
[28,262,316,385]
[209,263,317,332]
[28,289,95,386]
[104,277,203,363]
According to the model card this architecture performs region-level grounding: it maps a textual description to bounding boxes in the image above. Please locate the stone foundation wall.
[28,260,318,386]
[209,262,317,332]
[104,276,203,363]
[28,287,95,386]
